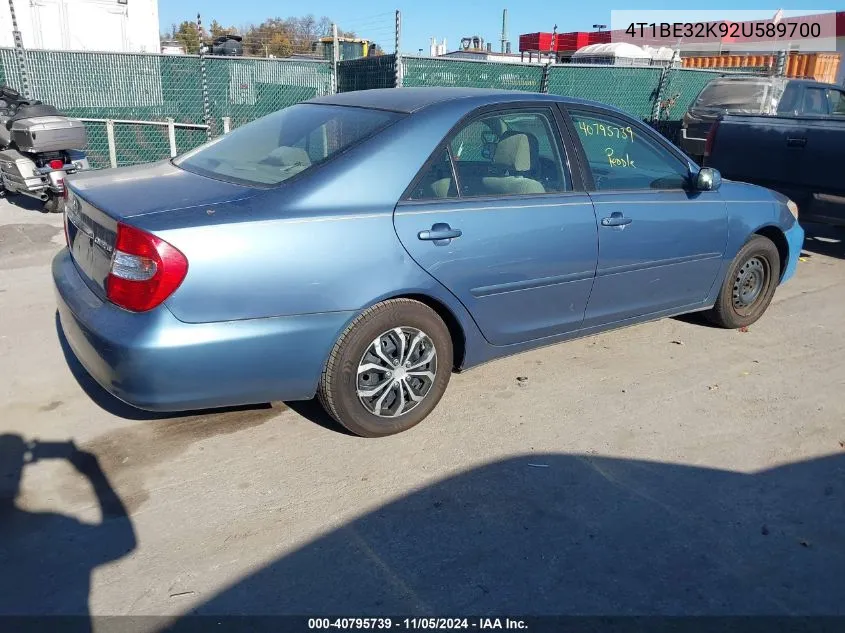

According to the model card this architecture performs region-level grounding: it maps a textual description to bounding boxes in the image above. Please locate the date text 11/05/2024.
[307,618,528,630]
[625,21,822,39]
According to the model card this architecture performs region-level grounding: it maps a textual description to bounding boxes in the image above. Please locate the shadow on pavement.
[0,433,136,628]
[167,452,844,618]
[801,222,845,260]
[1,192,48,213]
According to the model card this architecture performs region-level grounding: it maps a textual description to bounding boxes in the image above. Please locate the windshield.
[174,104,402,186]
[692,79,784,115]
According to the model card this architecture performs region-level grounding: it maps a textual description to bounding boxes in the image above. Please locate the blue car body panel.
[394,193,598,346]
[54,250,356,409]
[781,222,804,283]
[582,188,728,327]
[53,88,804,412]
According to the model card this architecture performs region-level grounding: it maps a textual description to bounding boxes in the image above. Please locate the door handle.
[418,223,462,244]
[787,137,807,148]
[600,212,633,228]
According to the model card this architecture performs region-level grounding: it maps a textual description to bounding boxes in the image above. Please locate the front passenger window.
[570,111,689,191]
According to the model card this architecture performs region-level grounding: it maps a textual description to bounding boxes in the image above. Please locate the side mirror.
[695,167,721,192]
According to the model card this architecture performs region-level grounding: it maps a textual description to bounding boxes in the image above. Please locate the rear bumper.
[53,249,354,411]
[780,222,805,284]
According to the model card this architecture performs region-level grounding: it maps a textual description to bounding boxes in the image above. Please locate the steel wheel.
[732,256,769,315]
[705,235,780,329]
[356,327,437,418]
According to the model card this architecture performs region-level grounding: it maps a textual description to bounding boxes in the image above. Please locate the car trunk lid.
[64,189,118,300]
[67,159,261,220]
[64,160,260,300]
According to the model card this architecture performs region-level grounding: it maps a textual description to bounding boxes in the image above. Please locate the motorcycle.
[0,85,90,213]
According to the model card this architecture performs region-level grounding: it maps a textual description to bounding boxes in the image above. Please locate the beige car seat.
[481,133,545,195]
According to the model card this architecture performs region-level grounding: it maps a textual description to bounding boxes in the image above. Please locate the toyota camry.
[54,88,804,437]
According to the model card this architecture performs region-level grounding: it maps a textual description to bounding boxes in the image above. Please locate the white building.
[430,38,447,57]
[0,0,160,53]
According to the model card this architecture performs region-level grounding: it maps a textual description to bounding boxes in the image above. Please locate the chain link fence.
[0,45,759,169]
[338,54,397,92]
[0,47,333,168]
[545,64,664,120]
[399,56,758,144]
[402,56,544,92]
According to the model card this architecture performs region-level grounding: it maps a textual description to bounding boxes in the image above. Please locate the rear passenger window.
[448,110,570,197]
[408,148,457,200]
[570,111,689,191]
[829,90,845,115]
[801,88,829,115]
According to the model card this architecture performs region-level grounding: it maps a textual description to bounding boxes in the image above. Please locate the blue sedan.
[54,88,804,437]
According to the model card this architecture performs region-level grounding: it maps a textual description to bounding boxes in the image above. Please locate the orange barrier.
[681,52,840,83]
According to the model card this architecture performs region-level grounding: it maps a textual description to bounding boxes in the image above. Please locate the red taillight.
[49,159,64,170]
[704,120,719,160]
[106,223,188,312]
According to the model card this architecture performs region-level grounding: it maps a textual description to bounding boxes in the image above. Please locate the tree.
[172,20,201,54]
[170,13,358,58]
[209,20,238,39]
[268,32,293,58]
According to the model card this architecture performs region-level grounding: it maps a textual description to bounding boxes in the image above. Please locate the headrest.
[493,133,531,172]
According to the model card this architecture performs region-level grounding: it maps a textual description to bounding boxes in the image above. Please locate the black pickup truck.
[697,79,845,226]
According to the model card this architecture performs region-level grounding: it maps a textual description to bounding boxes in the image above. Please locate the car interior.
[411,114,568,200]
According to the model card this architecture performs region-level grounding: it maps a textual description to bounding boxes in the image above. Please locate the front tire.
[318,299,453,438]
[706,235,780,329]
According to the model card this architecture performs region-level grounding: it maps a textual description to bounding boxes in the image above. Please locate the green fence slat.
[338,54,396,92]
[402,57,544,92]
[546,65,664,120]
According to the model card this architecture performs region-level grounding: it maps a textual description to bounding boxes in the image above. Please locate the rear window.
[692,79,784,115]
[174,104,402,186]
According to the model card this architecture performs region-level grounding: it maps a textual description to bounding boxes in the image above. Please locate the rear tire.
[318,299,453,438]
[43,196,62,214]
[705,235,780,329]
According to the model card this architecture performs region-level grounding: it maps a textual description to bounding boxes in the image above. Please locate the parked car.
[54,88,804,437]
[680,76,845,161]
[705,107,845,227]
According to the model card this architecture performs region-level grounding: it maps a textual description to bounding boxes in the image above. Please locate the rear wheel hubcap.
[357,327,437,418]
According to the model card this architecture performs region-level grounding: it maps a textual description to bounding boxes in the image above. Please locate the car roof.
[308,86,619,115]
[709,75,838,90]
[786,78,841,89]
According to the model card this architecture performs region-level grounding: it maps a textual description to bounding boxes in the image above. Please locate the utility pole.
[197,13,212,140]
[394,10,402,87]
[7,0,30,98]
[501,9,508,54]
[332,22,339,93]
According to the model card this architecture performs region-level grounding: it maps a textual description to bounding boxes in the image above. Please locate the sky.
[158,0,830,55]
